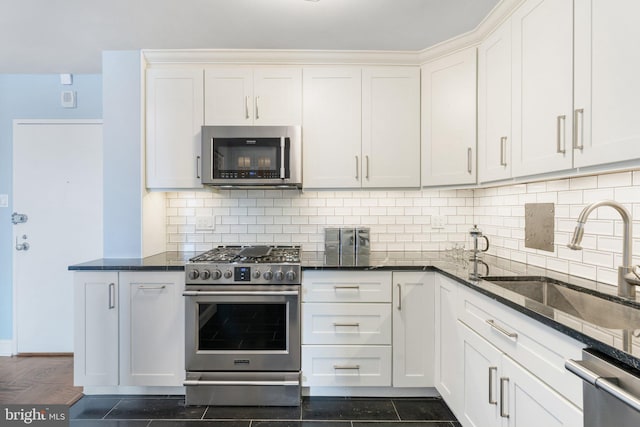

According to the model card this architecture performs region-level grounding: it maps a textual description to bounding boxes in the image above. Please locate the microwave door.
[280,137,285,179]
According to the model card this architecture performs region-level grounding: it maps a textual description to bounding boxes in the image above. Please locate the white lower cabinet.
[392,272,434,388]
[119,272,185,386]
[302,346,392,387]
[460,322,581,427]
[434,273,584,427]
[434,274,461,411]
[74,271,185,389]
[74,272,119,386]
[301,270,434,391]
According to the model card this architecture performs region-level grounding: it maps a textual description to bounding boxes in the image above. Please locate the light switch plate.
[0,194,8,208]
[432,215,446,230]
[61,90,76,108]
[196,216,215,230]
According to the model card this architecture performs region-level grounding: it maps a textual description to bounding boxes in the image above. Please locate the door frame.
[11,119,103,355]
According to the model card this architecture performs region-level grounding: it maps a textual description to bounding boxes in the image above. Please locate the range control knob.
[285,271,297,282]
[253,270,262,279]
[224,269,233,279]
[275,270,285,281]
[188,269,200,280]
[263,270,273,280]
[212,269,222,280]
[200,270,211,280]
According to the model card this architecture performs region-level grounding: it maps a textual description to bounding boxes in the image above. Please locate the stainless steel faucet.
[568,200,640,298]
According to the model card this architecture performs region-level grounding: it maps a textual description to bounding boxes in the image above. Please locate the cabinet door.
[119,272,185,387]
[502,356,582,427]
[302,270,392,303]
[146,68,204,189]
[511,0,573,177]
[422,48,477,186]
[478,21,512,183]
[392,272,434,387]
[573,0,640,167]
[73,272,119,386]
[434,275,461,412]
[362,67,420,188]
[204,67,253,125]
[254,67,302,125]
[302,67,362,188]
[460,322,502,427]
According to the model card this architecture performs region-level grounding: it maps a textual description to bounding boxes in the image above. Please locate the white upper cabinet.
[478,20,513,183]
[362,67,421,188]
[145,68,204,189]
[204,67,302,125]
[422,48,477,186]
[303,66,420,189]
[511,0,574,177]
[573,0,640,167]
[302,67,362,188]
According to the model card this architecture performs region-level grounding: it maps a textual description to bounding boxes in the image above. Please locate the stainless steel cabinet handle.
[333,365,360,370]
[108,283,115,309]
[183,290,298,296]
[500,137,508,166]
[184,380,299,386]
[397,284,402,310]
[245,96,250,119]
[566,359,640,412]
[488,366,498,405]
[138,285,166,290]
[255,96,260,120]
[355,156,359,180]
[486,319,518,339]
[333,322,360,327]
[573,108,584,150]
[366,155,370,180]
[556,115,567,154]
[500,377,509,418]
[196,155,201,179]
[467,147,473,174]
[334,285,360,290]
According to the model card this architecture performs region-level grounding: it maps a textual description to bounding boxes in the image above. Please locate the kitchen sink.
[483,276,640,330]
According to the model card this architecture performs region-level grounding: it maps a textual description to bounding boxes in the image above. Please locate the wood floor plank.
[0,355,83,405]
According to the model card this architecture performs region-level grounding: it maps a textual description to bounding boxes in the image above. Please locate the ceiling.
[0,0,500,74]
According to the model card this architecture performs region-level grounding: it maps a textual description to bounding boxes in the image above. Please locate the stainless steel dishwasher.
[566,349,640,427]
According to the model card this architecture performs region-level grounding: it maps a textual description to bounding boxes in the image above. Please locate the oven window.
[213,137,288,178]
[197,303,287,351]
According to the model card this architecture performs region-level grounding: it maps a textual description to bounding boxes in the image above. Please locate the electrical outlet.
[0,194,8,208]
[196,216,215,230]
[432,215,446,230]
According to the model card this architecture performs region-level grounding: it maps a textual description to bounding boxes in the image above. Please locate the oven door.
[184,285,300,372]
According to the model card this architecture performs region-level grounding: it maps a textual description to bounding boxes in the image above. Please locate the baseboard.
[0,340,13,356]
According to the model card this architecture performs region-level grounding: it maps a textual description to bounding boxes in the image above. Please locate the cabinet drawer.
[302,303,391,345]
[301,345,391,387]
[458,286,584,408]
[302,271,392,303]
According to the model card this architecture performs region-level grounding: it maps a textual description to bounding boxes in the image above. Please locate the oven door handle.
[182,290,299,296]
[183,380,300,386]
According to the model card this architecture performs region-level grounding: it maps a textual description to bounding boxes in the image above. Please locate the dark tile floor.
[70,396,460,427]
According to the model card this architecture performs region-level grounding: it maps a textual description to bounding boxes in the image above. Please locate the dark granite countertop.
[69,250,640,371]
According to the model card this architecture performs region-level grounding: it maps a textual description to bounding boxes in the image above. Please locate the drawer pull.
[334,285,360,291]
[486,319,518,339]
[333,365,360,370]
[333,322,360,328]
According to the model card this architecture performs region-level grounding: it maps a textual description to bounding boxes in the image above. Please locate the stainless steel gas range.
[183,245,301,406]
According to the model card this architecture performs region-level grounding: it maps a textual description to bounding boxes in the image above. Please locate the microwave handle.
[280,137,285,179]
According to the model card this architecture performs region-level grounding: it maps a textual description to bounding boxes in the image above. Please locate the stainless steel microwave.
[201,125,302,188]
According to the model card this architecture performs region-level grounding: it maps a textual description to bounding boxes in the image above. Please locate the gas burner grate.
[189,245,301,264]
